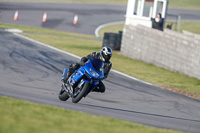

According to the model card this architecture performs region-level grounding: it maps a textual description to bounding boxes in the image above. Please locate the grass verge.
[99,23,124,38]
[99,22,200,37]
[165,21,200,34]
[0,96,184,133]
[180,22,200,34]
[0,22,200,100]
[168,0,200,10]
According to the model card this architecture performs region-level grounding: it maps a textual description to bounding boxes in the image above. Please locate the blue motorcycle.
[59,58,104,103]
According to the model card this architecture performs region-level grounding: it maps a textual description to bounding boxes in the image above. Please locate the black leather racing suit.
[69,52,112,92]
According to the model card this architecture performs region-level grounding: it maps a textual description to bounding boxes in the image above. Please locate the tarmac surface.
[0,31,200,132]
[0,2,200,35]
[1,2,200,133]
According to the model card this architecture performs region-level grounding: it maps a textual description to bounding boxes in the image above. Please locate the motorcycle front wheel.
[58,84,70,101]
[72,82,90,103]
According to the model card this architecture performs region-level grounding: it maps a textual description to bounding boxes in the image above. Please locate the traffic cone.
[13,10,19,20]
[42,12,47,23]
[73,14,78,24]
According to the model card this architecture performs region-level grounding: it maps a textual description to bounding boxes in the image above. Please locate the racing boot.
[61,73,70,83]
[93,81,105,93]
[61,69,70,83]
[93,87,105,93]
[61,63,80,83]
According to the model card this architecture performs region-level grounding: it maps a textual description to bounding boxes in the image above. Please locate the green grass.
[99,22,200,36]
[0,0,200,9]
[0,96,184,133]
[180,22,200,34]
[99,23,124,38]
[1,22,200,94]
[111,53,200,93]
[165,21,200,34]
[168,0,200,10]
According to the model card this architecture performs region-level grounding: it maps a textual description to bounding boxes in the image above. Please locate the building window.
[133,0,154,18]
[143,0,154,17]
[134,0,139,15]
[156,1,163,15]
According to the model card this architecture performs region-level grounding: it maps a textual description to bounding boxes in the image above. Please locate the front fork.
[63,76,100,98]
[62,83,72,97]
[63,78,86,98]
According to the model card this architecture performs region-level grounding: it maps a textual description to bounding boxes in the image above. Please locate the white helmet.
[100,46,112,62]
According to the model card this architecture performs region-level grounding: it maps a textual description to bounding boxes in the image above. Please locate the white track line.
[94,21,124,37]
[13,32,152,86]
[4,29,23,33]
[13,33,81,60]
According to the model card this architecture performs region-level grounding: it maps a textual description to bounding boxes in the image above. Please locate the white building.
[125,0,169,28]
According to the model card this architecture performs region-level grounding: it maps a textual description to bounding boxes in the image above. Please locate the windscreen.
[90,58,104,71]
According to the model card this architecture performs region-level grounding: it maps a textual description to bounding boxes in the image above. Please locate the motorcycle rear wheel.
[58,84,70,101]
[72,82,90,103]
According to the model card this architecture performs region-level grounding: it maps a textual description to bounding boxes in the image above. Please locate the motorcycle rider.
[61,46,112,93]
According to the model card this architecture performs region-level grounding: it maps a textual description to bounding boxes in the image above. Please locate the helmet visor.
[103,54,111,62]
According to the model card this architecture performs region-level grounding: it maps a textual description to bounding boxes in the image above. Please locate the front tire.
[72,82,90,103]
[58,84,70,101]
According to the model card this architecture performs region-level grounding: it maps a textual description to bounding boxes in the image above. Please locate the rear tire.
[72,82,90,103]
[58,85,70,101]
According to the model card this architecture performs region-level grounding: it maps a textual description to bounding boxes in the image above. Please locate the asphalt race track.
[1,2,200,133]
[0,2,200,35]
[0,2,126,35]
[0,31,200,133]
